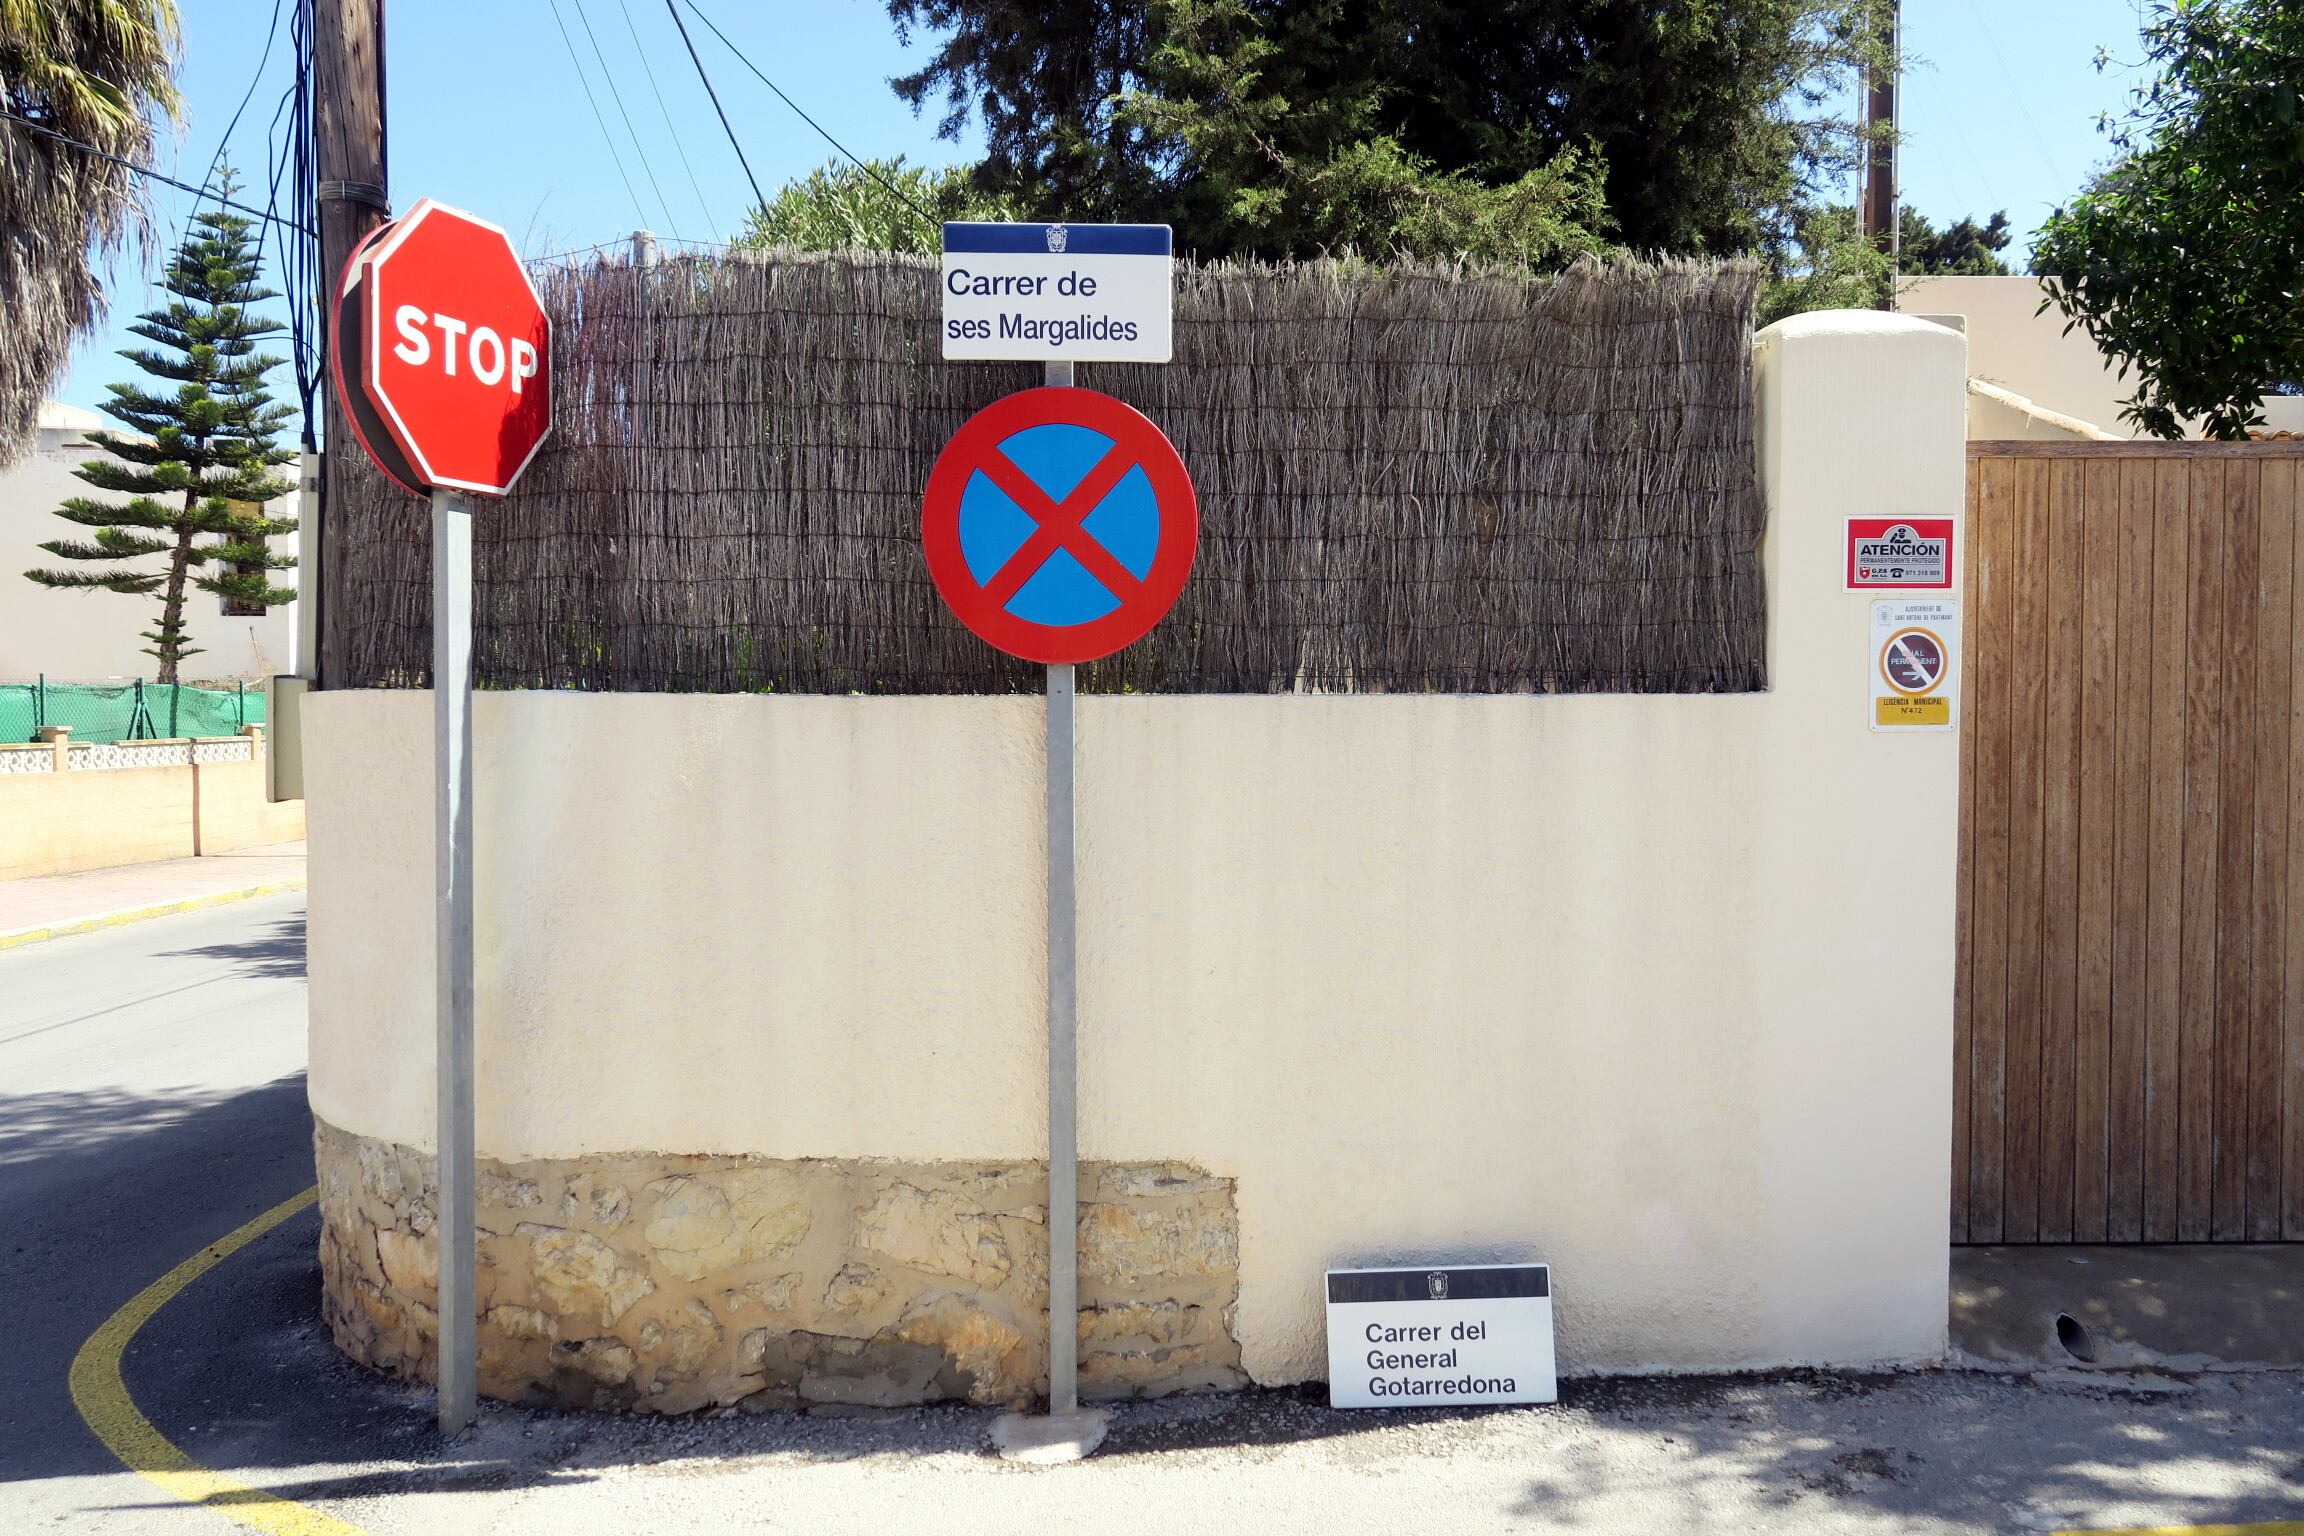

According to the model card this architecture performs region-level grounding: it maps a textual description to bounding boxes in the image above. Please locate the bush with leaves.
[740,158,1022,254]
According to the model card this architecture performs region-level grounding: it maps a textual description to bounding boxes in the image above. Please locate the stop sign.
[353,200,551,497]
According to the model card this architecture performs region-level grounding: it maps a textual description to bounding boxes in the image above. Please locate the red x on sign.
[921,387,1197,664]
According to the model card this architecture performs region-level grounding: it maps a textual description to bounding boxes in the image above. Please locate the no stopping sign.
[921,386,1197,664]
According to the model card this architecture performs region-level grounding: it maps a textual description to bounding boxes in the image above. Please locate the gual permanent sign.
[1846,516,1954,591]
[1872,598,1961,731]
[921,385,1197,664]
[941,222,1173,363]
[1325,1264,1557,1409]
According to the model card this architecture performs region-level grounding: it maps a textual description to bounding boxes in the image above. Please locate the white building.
[0,402,300,682]
[1900,273,2304,441]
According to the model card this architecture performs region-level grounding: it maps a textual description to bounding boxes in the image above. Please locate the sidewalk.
[0,841,306,948]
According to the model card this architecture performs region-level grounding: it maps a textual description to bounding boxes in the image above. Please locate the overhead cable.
[616,0,719,231]
[545,0,655,231]
[675,0,937,229]
[660,0,765,214]
[569,0,684,240]
[0,108,314,234]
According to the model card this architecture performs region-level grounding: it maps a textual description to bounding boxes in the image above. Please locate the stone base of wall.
[314,1117,1244,1412]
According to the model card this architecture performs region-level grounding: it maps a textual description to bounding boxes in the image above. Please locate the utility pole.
[313,0,391,685]
[1863,0,1900,309]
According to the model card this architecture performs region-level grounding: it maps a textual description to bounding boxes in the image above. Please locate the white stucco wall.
[0,413,299,681]
[305,310,1967,1381]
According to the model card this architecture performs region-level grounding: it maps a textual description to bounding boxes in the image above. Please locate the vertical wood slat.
[2213,459,2260,1239]
[2106,457,2157,1241]
[2038,461,2086,1239]
[1953,455,1980,1242]
[2004,458,2054,1241]
[2251,457,2293,1239]
[2178,457,2226,1241]
[2144,460,2191,1242]
[2285,457,2304,1240]
[1967,455,2018,1243]
[2073,457,2121,1241]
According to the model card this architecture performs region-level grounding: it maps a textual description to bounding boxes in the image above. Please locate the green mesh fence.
[0,679,265,744]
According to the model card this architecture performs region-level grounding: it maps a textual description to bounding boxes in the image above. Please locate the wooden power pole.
[1863,0,1900,307]
[313,0,390,685]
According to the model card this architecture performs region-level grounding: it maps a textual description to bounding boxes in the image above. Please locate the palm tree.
[0,0,181,464]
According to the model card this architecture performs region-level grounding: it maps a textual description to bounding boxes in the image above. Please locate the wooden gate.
[1955,440,2304,1243]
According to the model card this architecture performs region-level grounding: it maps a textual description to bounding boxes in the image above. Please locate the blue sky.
[57,0,2160,413]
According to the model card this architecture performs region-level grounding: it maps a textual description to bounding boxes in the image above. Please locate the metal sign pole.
[1046,658,1079,1414]
[432,486,477,1434]
[1043,355,1082,1418]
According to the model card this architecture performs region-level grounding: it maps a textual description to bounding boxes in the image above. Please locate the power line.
[0,108,314,234]
[661,0,764,215]
[192,0,289,214]
[673,0,937,230]
[617,0,719,232]
[545,0,654,232]
[569,0,683,240]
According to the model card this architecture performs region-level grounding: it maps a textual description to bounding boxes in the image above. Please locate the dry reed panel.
[320,252,1765,694]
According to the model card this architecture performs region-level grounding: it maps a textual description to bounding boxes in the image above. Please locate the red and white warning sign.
[1872,599,1960,732]
[1846,517,1954,591]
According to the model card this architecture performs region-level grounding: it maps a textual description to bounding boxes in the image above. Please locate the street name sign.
[1325,1264,1558,1408]
[1845,516,1955,591]
[1872,598,1961,731]
[921,385,1197,664]
[941,222,1173,363]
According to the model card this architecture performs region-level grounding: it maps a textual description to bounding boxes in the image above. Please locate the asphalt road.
[0,893,433,1532]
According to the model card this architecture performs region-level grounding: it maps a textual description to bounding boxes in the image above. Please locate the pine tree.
[25,171,298,683]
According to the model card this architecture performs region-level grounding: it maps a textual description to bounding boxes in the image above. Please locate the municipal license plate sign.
[1324,1263,1556,1408]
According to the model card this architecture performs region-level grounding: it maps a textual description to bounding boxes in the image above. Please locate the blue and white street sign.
[940,222,1173,364]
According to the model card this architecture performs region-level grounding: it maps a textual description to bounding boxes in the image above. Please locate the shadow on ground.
[161,910,307,983]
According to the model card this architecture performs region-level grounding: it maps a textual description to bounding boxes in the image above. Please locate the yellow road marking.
[69,1184,374,1536]
[0,879,307,951]
[2059,1524,2304,1535]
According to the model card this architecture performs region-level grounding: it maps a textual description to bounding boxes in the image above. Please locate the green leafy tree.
[1758,202,2012,322]
[0,0,181,463]
[2033,0,2304,439]
[25,177,297,683]
[1899,207,2012,275]
[1757,202,1889,323]
[1113,0,1610,264]
[740,157,1023,255]
[885,0,1888,266]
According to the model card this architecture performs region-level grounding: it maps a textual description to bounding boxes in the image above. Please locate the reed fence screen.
[321,252,1766,694]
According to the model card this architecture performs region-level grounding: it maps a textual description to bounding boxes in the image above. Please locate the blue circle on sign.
[956,423,1161,625]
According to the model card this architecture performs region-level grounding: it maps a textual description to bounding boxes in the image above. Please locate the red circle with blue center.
[921,386,1198,665]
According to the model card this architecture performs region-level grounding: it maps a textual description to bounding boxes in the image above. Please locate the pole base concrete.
[990,1407,1112,1464]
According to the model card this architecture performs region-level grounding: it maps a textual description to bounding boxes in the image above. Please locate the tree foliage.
[2033,0,2304,439]
[1899,208,2012,275]
[25,179,297,683]
[1755,203,2011,325]
[0,0,180,464]
[886,0,1888,267]
[739,157,1022,254]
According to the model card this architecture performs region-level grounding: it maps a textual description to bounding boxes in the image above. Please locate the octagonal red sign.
[356,199,552,497]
